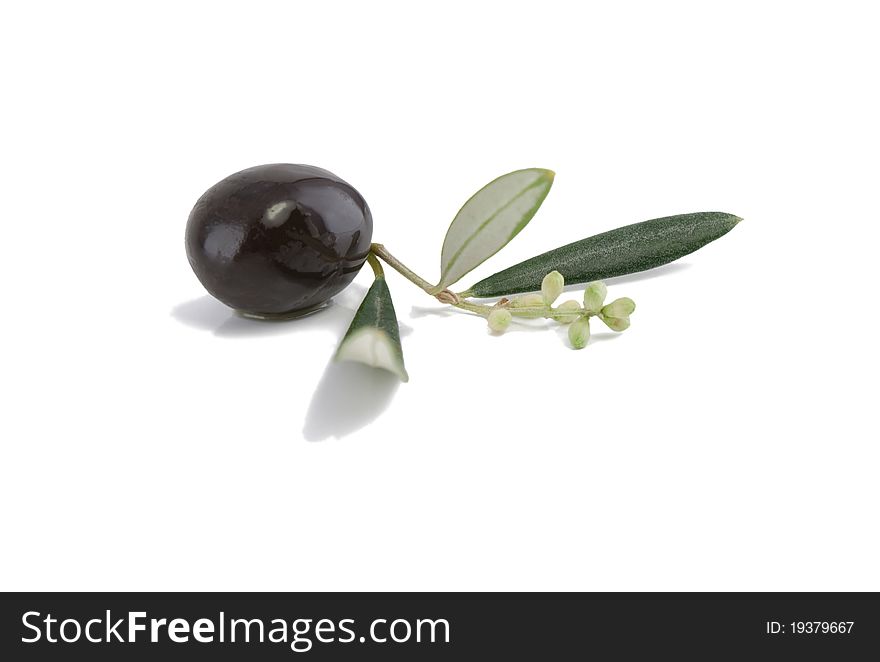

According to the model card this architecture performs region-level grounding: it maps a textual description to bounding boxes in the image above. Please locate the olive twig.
[370,243,498,314]
[369,243,435,295]
[366,252,385,279]
[367,248,637,349]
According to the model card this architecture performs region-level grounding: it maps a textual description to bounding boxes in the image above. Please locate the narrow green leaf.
[463,212,742,298]
[334,276,409,382]
[437,168,554,290]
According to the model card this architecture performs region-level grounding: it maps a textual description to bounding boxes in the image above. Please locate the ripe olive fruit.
[186,164,372,315]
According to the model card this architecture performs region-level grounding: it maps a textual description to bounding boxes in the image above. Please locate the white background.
[2,1,878,591]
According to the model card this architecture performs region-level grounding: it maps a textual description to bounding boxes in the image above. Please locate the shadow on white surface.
[594,262,691,287]
[303,360,400,441]
[170,286,368,338]
[172,286,406,440]
[589,331,624,344]
[409,304,457,319]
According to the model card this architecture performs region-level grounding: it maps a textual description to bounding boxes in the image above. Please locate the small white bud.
[487,308,512,333]
[568,317,591,349]
[583,281,608,313]
[541,270,565,305]
[601,297,636,318]
[509,293,546,318]
[600,314,631,332]
[552,300,582,324]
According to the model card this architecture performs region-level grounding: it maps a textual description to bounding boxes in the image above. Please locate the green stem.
[452,300,493,315]
[366,252,385,279]
[370,243,436,295]
[453,301,583,320]
[369,242,577,321]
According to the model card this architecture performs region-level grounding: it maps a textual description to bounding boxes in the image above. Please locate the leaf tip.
[531,168,555,187]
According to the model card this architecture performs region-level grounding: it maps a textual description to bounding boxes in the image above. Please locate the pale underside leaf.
[437,168,554,290]
[335,328,408,382]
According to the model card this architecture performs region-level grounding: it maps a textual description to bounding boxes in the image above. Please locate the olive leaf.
[335,274,409,382]
[462,212,742,298]
[436,168,554,291]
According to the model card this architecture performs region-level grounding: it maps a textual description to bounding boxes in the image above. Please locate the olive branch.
[336,168,740,381]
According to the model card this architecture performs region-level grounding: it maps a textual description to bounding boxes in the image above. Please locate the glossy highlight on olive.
[185,164,373,315]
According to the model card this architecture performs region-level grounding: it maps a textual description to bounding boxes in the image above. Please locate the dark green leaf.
[462,212,741,298]
[335,275,408,382]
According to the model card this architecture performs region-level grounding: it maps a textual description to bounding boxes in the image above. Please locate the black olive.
[185,164,373,315]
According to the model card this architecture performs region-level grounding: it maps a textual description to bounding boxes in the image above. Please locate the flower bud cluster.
[484,271,635,349]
